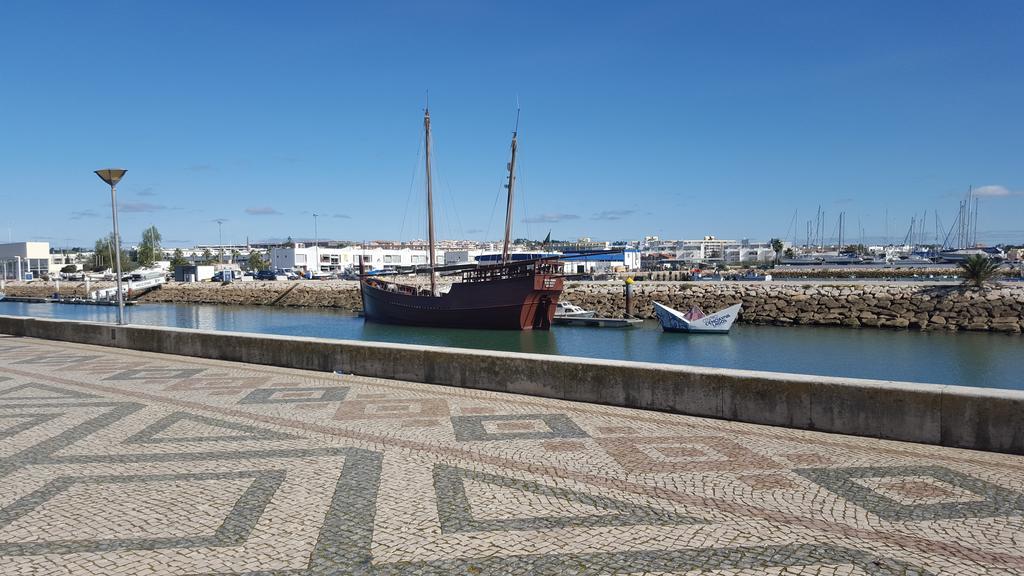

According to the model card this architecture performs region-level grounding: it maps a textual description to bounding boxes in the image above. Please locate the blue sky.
[1,1,1021,248]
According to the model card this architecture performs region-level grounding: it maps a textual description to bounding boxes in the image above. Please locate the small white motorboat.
[653,302,742,333]
[554,301,597,319]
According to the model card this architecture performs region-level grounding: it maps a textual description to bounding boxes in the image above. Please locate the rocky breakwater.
[138,280,364,310]
[1,281,115,299]
[562,281,1024,333]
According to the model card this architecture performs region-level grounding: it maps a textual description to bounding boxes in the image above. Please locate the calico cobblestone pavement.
[0,335,1023,575]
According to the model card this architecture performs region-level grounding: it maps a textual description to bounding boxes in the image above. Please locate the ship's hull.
[361,273,563,330]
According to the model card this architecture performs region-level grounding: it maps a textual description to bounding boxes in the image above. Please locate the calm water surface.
[1,301,1020,390]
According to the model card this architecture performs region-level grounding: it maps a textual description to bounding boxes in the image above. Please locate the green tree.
[230,249,241,263]
[60,264,77,274]
[86,233,135,273]
[169,248,189,268]
[770,238,784,264]
[247,251,270,271]
[87,236,109,271]
[959,254,1001,289]
[201,248,217,264]
[137,226,162,267]
[783,248,795,259]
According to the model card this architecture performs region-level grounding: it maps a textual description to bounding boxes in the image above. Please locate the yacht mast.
[424,108,437,295]
[501,108,520,263]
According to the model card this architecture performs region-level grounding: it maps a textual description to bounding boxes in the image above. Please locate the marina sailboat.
[360,107,564,330]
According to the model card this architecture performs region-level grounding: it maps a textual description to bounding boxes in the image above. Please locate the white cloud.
[592,209,635,221]
[245,206,283,215]
[118,202,167,213]
[973,185,1020,197]
[523,213,579,224]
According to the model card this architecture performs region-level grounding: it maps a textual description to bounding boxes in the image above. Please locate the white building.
[673,236,783,265]
[269,243,642,276]
[560,250,641,274]
[0,242,51,280]
[269,244,443,275]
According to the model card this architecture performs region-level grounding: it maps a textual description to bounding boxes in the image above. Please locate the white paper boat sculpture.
[653,302,742,333]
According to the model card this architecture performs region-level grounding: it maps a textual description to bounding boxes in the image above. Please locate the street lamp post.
[313,212,319,277]
[94,169,127,325]
[215,219,225,264]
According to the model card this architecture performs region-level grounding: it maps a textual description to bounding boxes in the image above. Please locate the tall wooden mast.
[425,108,437,295]
[501,109,520,263]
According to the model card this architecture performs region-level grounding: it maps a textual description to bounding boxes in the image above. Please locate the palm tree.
[959,254,1001,288]
[770,238,783,264]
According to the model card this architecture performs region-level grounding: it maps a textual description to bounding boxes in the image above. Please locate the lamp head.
[95,169,127,187]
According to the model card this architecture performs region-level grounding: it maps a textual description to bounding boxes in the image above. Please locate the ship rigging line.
[483,175,504,245]
[431,147,465,241]
[519,150,531,244]
[398,124,425,245]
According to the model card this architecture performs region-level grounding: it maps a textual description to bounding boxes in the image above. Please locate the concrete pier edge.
[1,314,1021,455]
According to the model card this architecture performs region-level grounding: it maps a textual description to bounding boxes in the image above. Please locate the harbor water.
[0,301,1020,390]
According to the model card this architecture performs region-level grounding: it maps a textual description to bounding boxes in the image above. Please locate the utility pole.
[215,219,225,264]
[313,212,319,277]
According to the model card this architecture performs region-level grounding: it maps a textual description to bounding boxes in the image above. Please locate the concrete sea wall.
[1,314,1022,455]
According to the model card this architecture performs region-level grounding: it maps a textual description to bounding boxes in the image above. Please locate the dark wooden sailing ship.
[360,107,563,330]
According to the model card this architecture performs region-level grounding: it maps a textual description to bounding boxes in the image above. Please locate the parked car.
[211,270,243,282]
[255,270,278,281]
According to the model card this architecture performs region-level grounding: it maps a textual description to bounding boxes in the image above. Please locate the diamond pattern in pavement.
[1,335,1023,575]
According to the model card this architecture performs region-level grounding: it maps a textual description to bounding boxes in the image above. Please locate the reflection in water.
[950,336,997,389]
[656,329,741,367]
[360,320,560,356]
[518,330,559,356]
[0,301,1019,389]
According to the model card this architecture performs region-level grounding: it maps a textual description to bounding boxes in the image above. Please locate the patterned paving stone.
[124,411,296,444]
[597,434,781,473]
[104,368,207,381]
[239,386,349,404]
[0,413,61,439]
[0,383,96,401]
[433,463,704,532]
[452,413,590,441]
[12,354,101,366]
[795,465,1024,521]
[0,336,1022,575]
[0,470,284,555]
[335,398,449,421]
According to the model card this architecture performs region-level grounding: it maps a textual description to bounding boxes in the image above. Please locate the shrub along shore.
[3,278,1022,333]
